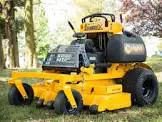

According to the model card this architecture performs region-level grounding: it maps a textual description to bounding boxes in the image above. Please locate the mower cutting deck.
[8,13,159,115]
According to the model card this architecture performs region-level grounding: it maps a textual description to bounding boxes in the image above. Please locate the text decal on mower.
[56,54,73,62]
[44,53,78,68]
[124,43,145,55]
[85,23,103,31]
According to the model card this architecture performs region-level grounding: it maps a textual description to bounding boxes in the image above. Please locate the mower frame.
[8,63,149,112]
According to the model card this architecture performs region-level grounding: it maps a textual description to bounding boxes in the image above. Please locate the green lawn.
[0,82,161,122]
[0,56,162,122]
[146,55,162,73]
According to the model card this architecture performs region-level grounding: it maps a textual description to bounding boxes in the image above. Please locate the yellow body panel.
[82,92,131,111]
[8,63,148,112]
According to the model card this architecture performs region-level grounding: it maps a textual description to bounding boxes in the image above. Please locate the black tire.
[36,99,44,108]
[8,83,34,105]
[53,90,83,115]
[89,105,98,114]
[123,68,159,106]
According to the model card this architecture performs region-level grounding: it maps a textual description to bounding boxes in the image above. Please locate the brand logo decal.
[124,43,145,55]
[85,23,103,31]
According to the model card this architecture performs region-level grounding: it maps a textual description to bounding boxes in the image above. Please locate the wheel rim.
[142,77,154,98]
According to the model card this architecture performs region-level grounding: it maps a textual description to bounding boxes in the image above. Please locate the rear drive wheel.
[123,68,159,106]
[53,90,83,115]
[8,83,34,105]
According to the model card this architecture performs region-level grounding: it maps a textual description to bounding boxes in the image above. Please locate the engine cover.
[106,34,146,63]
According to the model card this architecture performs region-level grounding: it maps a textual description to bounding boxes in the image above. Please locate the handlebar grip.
[68,21,75,30]
[82,13,115,23]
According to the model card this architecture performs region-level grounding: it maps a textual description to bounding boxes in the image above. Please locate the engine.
[42,31,146,73]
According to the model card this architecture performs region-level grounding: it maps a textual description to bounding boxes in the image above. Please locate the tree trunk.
[0,33,5,70]
[4,0,19,68]
[24,0,37,68]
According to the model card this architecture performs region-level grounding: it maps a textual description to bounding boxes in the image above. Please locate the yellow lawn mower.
[8,13,159,114]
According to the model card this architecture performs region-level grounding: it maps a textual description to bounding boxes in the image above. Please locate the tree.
[121,0,162,36]
[0,0,20,68]
[0,3,5,70]
[0,33,5,70]
[24,0,37,68]
[34,5,51,60]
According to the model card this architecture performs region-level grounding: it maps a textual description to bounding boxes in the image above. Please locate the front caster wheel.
[47,101,54,109]
[8,83,34,105]
[53,90,83,115]
[36,99,44,108]
[89,105,98,114]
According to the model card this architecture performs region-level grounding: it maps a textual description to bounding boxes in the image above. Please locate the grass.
[0,82,162,122]
[0,56,162,122]
[146,55,162,73]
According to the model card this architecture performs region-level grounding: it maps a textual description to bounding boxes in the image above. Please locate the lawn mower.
[8,13,159,114]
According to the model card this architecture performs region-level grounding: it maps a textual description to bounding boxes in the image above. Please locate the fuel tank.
[106,34,146,63]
